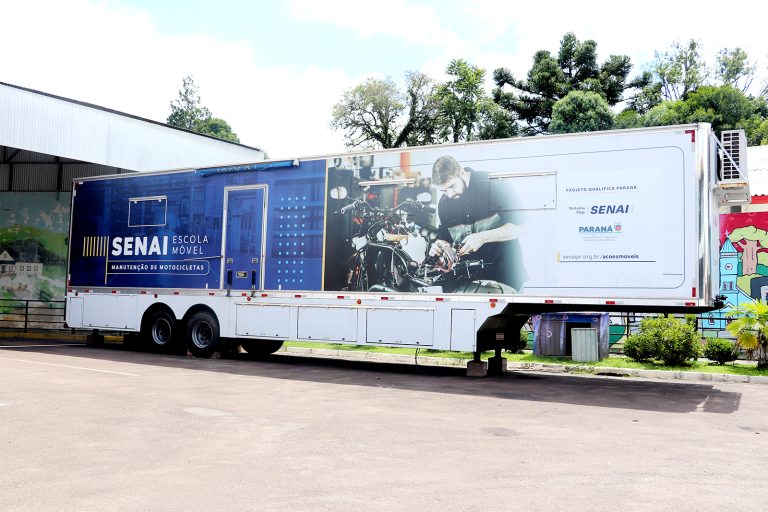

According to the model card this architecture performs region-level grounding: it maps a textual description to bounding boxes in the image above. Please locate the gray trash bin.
[571,328,600,362]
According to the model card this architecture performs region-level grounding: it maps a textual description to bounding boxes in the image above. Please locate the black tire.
[240,339,284,356]
[451,280,517,294]
[185,311,220,358]
[143,309,177,352]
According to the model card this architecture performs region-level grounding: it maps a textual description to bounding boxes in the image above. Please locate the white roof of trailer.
[0,81,264,172]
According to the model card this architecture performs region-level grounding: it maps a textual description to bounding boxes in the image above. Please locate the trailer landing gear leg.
[466,350,488,377]
[86,329,104,347]
[488,347,507,376]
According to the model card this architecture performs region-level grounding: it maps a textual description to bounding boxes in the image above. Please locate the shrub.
[624,316,701,365]
[520,327,529,350]
[623,332,658,362]
[704,338,738,365]
[657,319,701,365]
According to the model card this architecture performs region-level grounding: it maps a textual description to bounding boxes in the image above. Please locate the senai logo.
[590,204,631,214]
[579,224,623,234]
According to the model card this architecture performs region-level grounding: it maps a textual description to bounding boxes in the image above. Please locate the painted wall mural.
[703,212,768,331]
[0,192,70,301]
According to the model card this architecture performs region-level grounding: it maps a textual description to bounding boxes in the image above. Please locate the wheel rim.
[191,321,213,349]
[151,318,172,346]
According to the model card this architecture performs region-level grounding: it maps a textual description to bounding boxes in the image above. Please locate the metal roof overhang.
[0,82,264,178]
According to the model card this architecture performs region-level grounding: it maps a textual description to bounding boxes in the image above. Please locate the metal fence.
[0,299,66,331]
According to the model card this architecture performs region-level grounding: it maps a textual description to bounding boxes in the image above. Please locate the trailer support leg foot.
[86,329,104,347]
[488,348,507,376]
[467,352,488,377]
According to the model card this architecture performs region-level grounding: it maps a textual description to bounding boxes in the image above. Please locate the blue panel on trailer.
[224,187,265,291]
[69,159,326,291]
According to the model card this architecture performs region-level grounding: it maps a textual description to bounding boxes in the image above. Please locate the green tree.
[638,85,768,144]
[715,47,756,93]
[433,59,519,142]
[434,59,487,142]
[168,75,211,130]
[550,91,614,133]
[167,76,240,143]
[196,117,240,143]
[331,72,437,149]
[475,98,518,140]
[493,32,640,135]
[625,71,663,115]
[726,300,768,367]
[652,39,707,100]
[750,118,768,145]
[614,109,643,129]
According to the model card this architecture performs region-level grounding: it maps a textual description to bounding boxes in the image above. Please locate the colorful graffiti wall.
[703,212,768,330]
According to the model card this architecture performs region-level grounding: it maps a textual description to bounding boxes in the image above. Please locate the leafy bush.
[623,331,659,363]
[520,327,529,349]
[505,328,529,354]
[726,300,768,368]
[657,319,701,365]
[704,338,738,365]
[624,316,701,365]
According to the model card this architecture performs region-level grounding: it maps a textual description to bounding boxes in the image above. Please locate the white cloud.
[290,0,462,50]
[1,0,353,159]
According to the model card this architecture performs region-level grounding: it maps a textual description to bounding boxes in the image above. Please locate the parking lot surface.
[1,339,765,511]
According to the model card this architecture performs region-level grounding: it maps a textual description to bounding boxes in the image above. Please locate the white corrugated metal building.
[0,81,264,191]
[0,81,266,305]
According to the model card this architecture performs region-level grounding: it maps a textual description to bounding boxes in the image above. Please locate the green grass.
[284,341,768,377]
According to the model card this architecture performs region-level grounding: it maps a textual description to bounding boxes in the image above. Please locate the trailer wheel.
[240,340,284,356]
[143,309,177,352]
[185,311,220,358]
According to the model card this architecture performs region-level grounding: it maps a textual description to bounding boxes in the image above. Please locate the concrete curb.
[280,346,768,385]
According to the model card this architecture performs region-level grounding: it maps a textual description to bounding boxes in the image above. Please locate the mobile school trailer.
[65,124,749,372]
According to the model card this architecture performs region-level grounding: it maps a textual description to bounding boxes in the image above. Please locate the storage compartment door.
[66,297,84,328]
[450,309,476,351]
[236,304,291,338]
[82,295,138,329]
[298,307,358,342]
[366,308,434,346]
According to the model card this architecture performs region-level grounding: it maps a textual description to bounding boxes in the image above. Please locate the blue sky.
[2,0,766,159]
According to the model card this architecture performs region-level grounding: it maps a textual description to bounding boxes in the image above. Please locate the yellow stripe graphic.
[83,236,110,257]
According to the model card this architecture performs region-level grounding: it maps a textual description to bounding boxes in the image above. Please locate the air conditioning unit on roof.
[717,129,750,205]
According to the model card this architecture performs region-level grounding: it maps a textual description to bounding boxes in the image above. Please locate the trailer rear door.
[223,186,267,291]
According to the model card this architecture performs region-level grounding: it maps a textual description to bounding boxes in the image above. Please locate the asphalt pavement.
[0,338,766,511]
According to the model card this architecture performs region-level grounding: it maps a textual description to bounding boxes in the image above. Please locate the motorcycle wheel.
[451,280,517,295]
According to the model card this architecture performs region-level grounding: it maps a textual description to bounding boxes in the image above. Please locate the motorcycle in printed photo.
[335,197,514,294]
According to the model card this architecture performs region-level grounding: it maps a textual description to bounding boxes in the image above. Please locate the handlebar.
[336,197,433,216]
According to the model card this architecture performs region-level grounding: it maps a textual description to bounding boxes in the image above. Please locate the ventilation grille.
[720,130,747,181]
[717,129,750,205]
